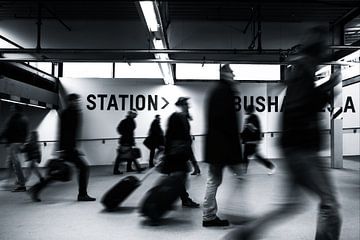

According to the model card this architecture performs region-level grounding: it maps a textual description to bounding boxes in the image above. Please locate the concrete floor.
[0,157,359,240]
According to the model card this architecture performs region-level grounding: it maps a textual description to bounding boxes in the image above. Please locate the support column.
[331,78,343,169]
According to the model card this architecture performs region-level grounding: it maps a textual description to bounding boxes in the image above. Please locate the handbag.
[118,146,133,159]
[131,147,142,159]
[46,159,73,182]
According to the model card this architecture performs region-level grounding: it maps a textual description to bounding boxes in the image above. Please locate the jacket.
[117,116,136,146]
[163,112,192,173]
[59,107,81,151]
[204,80,242,165]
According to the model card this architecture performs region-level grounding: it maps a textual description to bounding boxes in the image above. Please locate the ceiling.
[0,1,359,64]
[0,0,358,23]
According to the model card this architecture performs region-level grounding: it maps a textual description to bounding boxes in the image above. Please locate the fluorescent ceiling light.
[0,98,47,109]
[153,39,165,49]
[159,63,174,85]
[139,1,158,32]
[155,53,169,61]
[176,63,220,80]
[229,64,280,81]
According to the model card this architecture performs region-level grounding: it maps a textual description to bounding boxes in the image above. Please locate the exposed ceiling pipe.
[0,58,353,66]
[1,46,358,55]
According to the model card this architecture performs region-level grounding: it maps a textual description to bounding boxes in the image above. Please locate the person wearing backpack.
[241,105,275,175]
[143,114,165,168]
[113,109,144,174]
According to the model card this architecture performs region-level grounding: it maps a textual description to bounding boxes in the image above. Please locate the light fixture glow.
[139,1,159,32]
[159,63,174,85]
[0,98,47,109]
[153,39,165,49]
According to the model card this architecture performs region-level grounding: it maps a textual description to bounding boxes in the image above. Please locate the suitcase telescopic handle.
[139,160,163,182]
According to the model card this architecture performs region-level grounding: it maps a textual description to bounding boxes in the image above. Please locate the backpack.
[117,120,125,135]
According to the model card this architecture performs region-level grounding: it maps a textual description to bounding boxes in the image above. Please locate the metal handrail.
[0,127,359,145]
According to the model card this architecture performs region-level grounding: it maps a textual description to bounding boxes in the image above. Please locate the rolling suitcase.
[139,172,186,222]
[101,166,156,211]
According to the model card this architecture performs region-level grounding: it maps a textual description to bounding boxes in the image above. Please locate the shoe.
[203,217,230,227]
[11,186,26,192]
[268,166,276,175]
[182,198,200,208]
[190,170,201,175]
[113,170,123,175]
[28,188,41,202]
[77,194,96,202]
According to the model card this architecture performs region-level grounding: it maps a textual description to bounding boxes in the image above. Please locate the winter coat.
[147,119,165,148]
[117,116,136,146]
[281,60,330,151]
[59,107,81,151]
[162,112,192,173]
[204,80,242,165]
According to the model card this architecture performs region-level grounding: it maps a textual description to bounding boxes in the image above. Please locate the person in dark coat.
[29,93,96,202]
[0,104,28,192]
[221,26,341,240]
[145,114,165,168]
[162,97,200,208]
[113,109,144,174]
[202,64,243,227]
[242,105,275,174]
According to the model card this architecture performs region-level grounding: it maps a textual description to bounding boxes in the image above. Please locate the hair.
[67,93,80,102]
[128,109,138,115]
[175,97,189,106]
[246,105,255,114]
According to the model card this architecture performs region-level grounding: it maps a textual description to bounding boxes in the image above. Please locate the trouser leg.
[113,149,122,172]
[203,165,223,221]
[252,145,274,169]
[149,148,155,167]
[67,152,89,196]
[10,143,25,186]
[190,150,200,173]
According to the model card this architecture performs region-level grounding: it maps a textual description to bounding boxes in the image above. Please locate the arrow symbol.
[161,97,169,109]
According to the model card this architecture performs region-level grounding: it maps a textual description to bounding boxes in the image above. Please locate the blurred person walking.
[113,109,144,174]
[22,131,44,182]
[242,105,275,174]
[221,26,342,240]
[0,105,28,192]
[202,64,243,227]
[29,94,96,202]
[160,97,200,208]
[144,114,165,168]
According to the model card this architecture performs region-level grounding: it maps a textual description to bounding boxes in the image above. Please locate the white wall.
[343,82,360,156]
[57,77,359,165]
[1,77,358,168]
